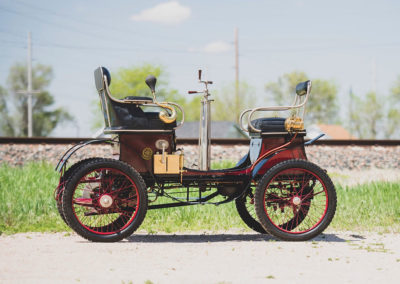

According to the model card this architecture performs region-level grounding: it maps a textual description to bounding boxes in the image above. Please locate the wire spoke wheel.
[72,168,139,234]
[62,159,147,242]
[255,160,336,241]
[235,188,267,234]
[55,158,103,227]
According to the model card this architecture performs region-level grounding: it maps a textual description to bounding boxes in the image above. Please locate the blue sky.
[1,0,399,137]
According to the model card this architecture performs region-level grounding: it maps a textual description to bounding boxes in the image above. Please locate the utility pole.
[234,27,239,121]
[27,31,33,137]
[371,58,377,93]
[348,87,353,136]
[17,32,40,137]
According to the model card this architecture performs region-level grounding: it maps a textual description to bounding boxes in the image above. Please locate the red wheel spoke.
[262,167,329,234]
[71,167,140,235]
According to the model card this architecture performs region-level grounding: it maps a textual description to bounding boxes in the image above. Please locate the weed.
[354,244,390,253]
[265,275,275,279]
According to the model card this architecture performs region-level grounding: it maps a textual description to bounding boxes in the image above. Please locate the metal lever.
[161,144,166,164]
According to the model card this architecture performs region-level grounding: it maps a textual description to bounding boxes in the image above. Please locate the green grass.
[0,162,67,233]
[0,162,399,234]
[331,182,400,232]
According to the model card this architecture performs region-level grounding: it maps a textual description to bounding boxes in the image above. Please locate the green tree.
[212,81,256,122]
[265,71,339,124]
[386,76,400,138]
[0,85,14,135]
[1,62,72,137]
[92,64,199,130]
[348,91,383,139]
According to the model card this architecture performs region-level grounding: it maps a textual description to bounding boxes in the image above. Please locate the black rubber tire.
[56,158,103,226]
[235,190,267,234]
[254,159,337,241]
[62,158,148,242]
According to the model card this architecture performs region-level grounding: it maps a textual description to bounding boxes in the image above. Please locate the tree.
[0,62,72,137]
[212,81,257,122]
[92,64,199,130]
[265,71,339,124]
[348,91,383,139]
[386,76,400,138]
[0,85,14,135]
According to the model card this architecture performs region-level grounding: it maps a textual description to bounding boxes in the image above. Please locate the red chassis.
[54,67,336,242]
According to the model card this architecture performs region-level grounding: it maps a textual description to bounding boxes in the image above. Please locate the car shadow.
[125,233,347,243]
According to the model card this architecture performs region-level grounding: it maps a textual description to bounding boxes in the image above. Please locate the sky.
[0,0,399,137]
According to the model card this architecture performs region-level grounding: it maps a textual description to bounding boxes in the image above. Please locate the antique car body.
[55,67,336,242]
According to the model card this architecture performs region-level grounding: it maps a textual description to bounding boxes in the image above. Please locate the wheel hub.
[99,194,113,208]
[292,196,301,206]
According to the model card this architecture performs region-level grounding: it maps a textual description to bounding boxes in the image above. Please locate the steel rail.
[0,137,399,146]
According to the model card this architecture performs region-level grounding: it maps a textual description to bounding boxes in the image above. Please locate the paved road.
[0,231,399,283]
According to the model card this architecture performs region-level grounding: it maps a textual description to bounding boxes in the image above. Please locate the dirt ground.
[0,230,399,284]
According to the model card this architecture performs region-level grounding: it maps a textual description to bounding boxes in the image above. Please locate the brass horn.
[156,102,177,124]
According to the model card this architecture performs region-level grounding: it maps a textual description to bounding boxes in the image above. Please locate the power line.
[0,39,25,44]
[12,0,189,44]
[0,34,218,55]
[0,4,197,55]
[0,29,26,39]
[243,42,400,53]
[0,5,142,47]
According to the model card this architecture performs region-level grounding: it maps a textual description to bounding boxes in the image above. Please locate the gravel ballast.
[1,143,399,170]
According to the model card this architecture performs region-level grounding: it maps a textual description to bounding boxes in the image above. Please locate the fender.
[304,133,325,146]
[55,138,114,172]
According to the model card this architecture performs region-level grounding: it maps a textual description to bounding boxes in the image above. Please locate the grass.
[0,162,67,233]
[0,162,399,234]
[330,182,400,232]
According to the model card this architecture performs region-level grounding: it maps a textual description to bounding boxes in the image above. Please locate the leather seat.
[95,67,176,132]
[112,102,176,130]
[249,117,286,133]
[124,96,153,101]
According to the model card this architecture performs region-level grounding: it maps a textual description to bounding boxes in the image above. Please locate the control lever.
[188,69,213,96]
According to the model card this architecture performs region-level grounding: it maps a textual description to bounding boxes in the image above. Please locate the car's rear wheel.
[62,158,147,242]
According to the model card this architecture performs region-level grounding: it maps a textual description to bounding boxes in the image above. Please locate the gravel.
[0,143,399,171]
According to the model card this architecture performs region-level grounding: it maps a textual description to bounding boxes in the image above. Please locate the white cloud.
[131,1,191,25]
[203,41,232,53]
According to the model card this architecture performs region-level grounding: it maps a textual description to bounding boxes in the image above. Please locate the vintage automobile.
[55,67,337,242]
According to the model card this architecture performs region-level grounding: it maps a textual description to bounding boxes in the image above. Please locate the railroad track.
[0,137,399,146]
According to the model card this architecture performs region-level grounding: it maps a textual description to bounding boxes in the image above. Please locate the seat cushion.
[124,96,153,101]
[249,117,286,133]
[112,101,176,130]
